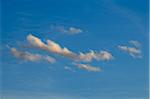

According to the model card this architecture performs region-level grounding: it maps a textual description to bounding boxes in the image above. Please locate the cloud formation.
[129,40,141,48]
[27,34,113,62]
[74,63,101,72]
[57,26,82,35]
[47,40,76,57]
[27,34,47,49]
[27,34,77,59]
[118,40,142,58]
[11,47,56,63]
[64,66,75,72]
[118,45,142,58]
[78,50,113,62]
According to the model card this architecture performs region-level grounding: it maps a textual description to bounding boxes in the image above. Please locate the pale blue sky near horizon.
[1,0,149,99]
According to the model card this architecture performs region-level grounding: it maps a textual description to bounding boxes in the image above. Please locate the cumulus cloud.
[118,45,142,58]
[78,50,113,62]
[11,47,56,63]
[57,26,82,35]
[46,40,76,57]
[27,34,113,62]
[74,63,101,72]
[27,34,47,49]
[27,34,77,59]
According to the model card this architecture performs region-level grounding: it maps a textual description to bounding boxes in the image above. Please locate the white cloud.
[27,34,113,62]
[78,50,113,62]
[57,26,82,35]
[118,45,142,58]
[27,34,47,49]
[11,47,56,63]
[27,34,77,58]
[46,40,76,57]
[64,66,75,72]
[74,63,101,72]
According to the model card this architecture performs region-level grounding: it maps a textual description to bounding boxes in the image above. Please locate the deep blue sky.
[1,0,149,99]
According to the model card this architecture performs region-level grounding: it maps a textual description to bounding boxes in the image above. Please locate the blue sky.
[1,0,149,99]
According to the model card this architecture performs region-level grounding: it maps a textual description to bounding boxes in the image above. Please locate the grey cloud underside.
[11,47,56,63]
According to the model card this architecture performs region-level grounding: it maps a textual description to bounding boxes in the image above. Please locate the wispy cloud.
[52,25,82,35]
[44,55,56,63]
[27,34,113,62]
[118,40,142,58]
[74,63,101,72]
[64,66,75,72]
[129,40,141,48]
[11,47,56,63]
[118,45,142,58]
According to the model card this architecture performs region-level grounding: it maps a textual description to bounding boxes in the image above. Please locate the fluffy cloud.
[118,45,142,58]
[46,40,76,57]
[27,34,113,62]
[27,34,47,49]
[74,63,101,72]
[27,34,77,59]
[11,47,56,63]
[78,50,113,62]
[58,26,82,35]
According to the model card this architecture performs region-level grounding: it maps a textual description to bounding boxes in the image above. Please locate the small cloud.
[44,56,56,63]
[129,40,141,48]
[10,47,56,63]
[64,66,75,72]
[118,45,142,58]
[56,26,82,35]
[74,63,101,72]
[78,50,113,62]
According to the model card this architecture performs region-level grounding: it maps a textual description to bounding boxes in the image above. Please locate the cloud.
[27,34,113,62]
[118,45,142,58]
[129,40,141,48]
[64,66,75,72]
[27,34,47,49]
[11,47,56,63]
[46,40,76,57]
[78,50,113,62]
[44,56,56,63]
[57,26,82,35]
[74,63,101,72]
[27,34,77,58]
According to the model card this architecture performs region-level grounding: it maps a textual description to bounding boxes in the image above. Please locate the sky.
[0,0,149,99]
